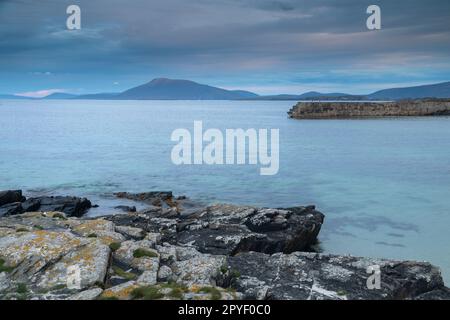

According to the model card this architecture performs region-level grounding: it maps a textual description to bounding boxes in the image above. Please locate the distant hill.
[367,81,450,100]
[0,94,31,100]
[75,93,119,100]
[116,78,259,100]
[253,92,362,101]
[41,92,78,99]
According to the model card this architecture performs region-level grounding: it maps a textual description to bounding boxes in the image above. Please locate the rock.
[228,251,448,300]
[0,190,25,206]
[176,204,324,255]
[0,230,89,278]
[35,240,111,291]
[171,246,226,287]
[157,265,173,282]
[114,205,136,213]
[115,191,174,207]
[0,202,23,217]
[1,194,449,301]
[71,219,125,245]
[0,193,92,218]
[115,225,145,240]
[288,99,450,119]
[137,269,158,286]
[113,240,159,272]
[34,196,92,217]
[67,288,103,300]
[414,288,450,300]
[100,281,138,300]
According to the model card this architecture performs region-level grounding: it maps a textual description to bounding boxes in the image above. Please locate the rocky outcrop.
[0,192,449,300]
[106,203,324,256]
[0,190,91,218]
[288,99,450,119]
[228,251,447,300]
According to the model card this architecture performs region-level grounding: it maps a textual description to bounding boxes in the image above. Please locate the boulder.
[0,190,25,206]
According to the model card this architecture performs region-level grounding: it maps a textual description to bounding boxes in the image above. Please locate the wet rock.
[115,191,174,207]
[0,202,23,217]
[0,192,92,218]
[228,251,447,300]
[34,196,92,217]
[0,190,25,206]
[114,205,136,213]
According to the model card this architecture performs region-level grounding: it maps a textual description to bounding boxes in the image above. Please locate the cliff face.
[288,99,450,119]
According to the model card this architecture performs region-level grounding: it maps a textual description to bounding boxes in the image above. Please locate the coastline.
[1,189,449,300]
[288,99,450,119]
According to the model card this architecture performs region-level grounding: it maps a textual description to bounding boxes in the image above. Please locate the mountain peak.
[118,78,258,100]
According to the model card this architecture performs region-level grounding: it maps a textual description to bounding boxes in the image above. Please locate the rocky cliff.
[288,99,450,119]
[0,190,449,300]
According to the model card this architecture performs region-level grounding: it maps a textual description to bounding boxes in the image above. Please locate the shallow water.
[1,99,449,284]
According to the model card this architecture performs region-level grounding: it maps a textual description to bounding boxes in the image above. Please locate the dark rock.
[20,198,41,212]
[227,251,447,300]
[0,190,25,206]
[0,202,23,217]
[115,191,174,207]
[114,205,137,213]
[177,204,324,255]
[34,196,92,217]
[414,287,450,300]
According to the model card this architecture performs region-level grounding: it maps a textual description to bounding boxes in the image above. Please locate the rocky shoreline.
[288,99,450,119]
[0,190,449,300]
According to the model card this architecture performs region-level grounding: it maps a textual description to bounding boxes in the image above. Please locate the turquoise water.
[1,99,449,284]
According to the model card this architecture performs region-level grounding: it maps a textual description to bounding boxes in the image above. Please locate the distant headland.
[288,99,450,119]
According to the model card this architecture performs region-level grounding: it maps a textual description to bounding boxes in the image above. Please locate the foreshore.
[288,99,450,119]
[1,189,449,300]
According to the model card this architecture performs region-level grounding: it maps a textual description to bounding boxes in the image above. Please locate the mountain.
[367,81,450,100]
[116,78,259,100]
[42,93,78,99]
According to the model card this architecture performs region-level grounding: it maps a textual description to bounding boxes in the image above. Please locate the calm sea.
[1,99,449,284]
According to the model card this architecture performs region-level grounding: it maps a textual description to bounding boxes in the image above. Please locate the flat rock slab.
[228,251,449,300]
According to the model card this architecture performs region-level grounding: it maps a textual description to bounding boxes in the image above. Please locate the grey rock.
[157,265,173,282]
[114,205,137,213]
[228,251,447,300]
[67,288,103,300]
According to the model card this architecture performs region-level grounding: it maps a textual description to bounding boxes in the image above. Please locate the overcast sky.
[1,0,449,96]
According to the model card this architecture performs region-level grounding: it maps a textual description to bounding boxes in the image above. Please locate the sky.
[0,0,449,96]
